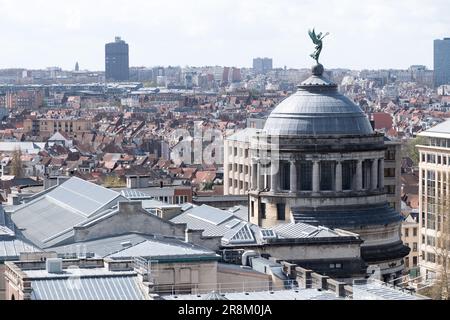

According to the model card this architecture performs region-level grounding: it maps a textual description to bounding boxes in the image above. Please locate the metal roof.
[264,74,373,137]
[164,288,342,300]
[107,237,218,262]
[227,128,261,143]
[30,274,146,300]
[419,119,450,138]
[46,177,122,217]
[291,203,402,229]
[0,142,46,154]
[10,177,127,248]
[271,223,342,239]
[120,189,152,199]
[172,204,355,246]
[352,280,426,300]
[0,237,41,261]
[50,233,153,258]
[186,205,233,226]
[171,205,246,238]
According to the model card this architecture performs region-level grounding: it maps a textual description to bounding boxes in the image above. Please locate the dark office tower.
[75,62,79,71]
[105,37,129,82]
[253,57,273,75]
[434,38,450,88]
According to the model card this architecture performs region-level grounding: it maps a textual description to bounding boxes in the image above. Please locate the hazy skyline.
[0,0,448,71]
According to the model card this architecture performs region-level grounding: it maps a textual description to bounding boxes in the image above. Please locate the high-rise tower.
[105,37,129,82]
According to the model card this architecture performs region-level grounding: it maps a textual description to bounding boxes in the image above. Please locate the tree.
[419,193,450,300]
[404,136,427,166]
[103,175,126,188]
[10,149,24,178]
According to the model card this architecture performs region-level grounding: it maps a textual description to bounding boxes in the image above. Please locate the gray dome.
[264,74,374,136]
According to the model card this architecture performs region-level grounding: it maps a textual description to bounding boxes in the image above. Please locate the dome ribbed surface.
[264,74,374,136]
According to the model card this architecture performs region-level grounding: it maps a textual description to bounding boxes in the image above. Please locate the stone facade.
[417,126,450,280]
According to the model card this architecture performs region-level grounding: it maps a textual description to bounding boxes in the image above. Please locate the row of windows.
[421,152,450,165]
[250,201,286,221]
[228,146,249,159]
[421,211,448,231]
[385,149,396,161]
[228,164,250,174]
[403,227,418,237]
[229,178,249,191]
[422,251,450,266]
[427,138,450,148]
[404,242,418,252]
[404,256,418,268]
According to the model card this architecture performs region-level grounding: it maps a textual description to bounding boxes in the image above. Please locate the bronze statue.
[308,29,330,64]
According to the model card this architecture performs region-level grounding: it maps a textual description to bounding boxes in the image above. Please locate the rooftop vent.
[46,258,63,274]
[121,241,133,248]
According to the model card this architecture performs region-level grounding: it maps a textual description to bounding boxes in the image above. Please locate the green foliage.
[103,176,126,188]
[10,149,24,178]
[404,136,427,165]
[201,181,215,191]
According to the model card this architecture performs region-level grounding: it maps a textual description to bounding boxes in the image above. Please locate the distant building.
[105,37,129,82]
[253,58,273,75]
[401,213,420,277]
[23,118,92,138]
[75,62,79,72]
[434,38,450,88]
[5,90,44,110]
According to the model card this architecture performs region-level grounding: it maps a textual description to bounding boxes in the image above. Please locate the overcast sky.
[0,0,447,70]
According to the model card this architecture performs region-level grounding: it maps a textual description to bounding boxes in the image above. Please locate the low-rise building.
[401,212,420,277]
[23,118,92,138]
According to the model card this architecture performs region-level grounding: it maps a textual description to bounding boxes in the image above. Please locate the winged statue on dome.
[308,28,330,64]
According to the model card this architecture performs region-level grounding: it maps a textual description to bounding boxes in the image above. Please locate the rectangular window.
[427,252,436,263]
[413,243,418,252]
[299,161,313,191]
[384,168,396,178]
[386,185,396,195]
[281,162,291,191]
[320,161,334,191]
[427,213,436,230]
[413,257,418,266]
[405,228,409,237]
[251,201,255,218]
[342,161,354,191]
[405,257,410,268]
[385,150,396,161]
[277,203,286,221]
[413,228,417,237]
[260,203,266,219]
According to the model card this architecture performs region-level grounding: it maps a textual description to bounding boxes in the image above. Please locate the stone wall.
[74,201,187,242]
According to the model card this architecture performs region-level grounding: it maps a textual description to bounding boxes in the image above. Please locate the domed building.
[246,65,409,282]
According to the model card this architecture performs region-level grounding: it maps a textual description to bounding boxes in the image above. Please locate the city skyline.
[0,0,448,71]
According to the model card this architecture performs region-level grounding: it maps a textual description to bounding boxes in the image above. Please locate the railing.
[156,280,298,296]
